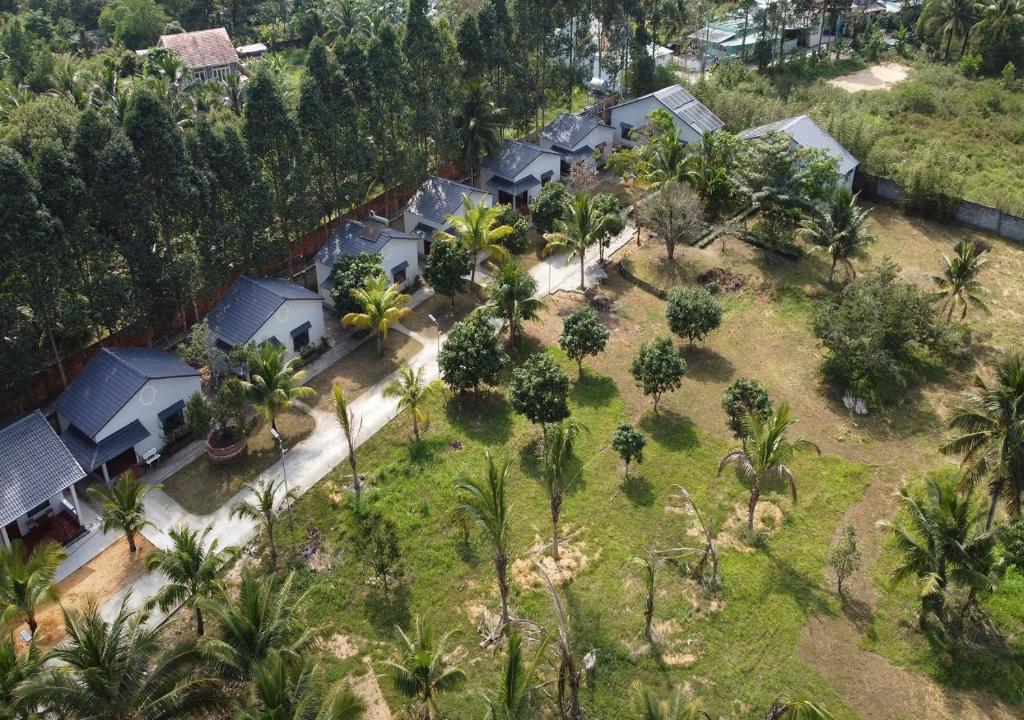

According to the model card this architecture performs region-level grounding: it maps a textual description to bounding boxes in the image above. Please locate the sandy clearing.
[346,670,392,720]
[828,63,909,92]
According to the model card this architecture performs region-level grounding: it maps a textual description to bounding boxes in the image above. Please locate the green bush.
[899,145,963,220]
[957,52,983,79]
[896,81,938,115]
[493,203,530,254]
[185,393,211,439]
[529,181,569,234]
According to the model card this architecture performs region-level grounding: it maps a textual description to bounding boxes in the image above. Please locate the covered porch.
[60,419,150,484]
[1,483,91,552]
[487,174,539,212]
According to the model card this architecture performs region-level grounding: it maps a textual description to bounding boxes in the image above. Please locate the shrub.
[956,51,983,79]
[558,305,610,374]
[899,145,963,220]
[493,203,530,254]
[529,181,568,234]
[999,517,1024,572]
[424,238,472,303]
[862,28,885,61]
[611,422,646,473]
[828,525,861,596]
[665,286,723,345]
[508,352,571,426]
[721,378,773,440]
[185,393,211,439]
[1001,61,1017,89]
[896,81,938,115]
[329,252,385,315]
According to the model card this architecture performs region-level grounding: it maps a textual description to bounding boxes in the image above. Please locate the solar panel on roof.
[679,103,725,133]
[657,87,696,111]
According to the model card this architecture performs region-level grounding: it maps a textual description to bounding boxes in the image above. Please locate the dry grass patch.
[510,531,599,589]
[827,62,910,92]
[307,331,422,411]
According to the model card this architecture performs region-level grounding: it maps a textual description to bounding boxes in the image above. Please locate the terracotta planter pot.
[206,426,247,463]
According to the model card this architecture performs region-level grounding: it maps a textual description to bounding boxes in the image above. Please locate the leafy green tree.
[342,276,412,356]
[438,313,508,394]
[636,180,704,262]
[540,420,587,562]
[383,365,436,441]
[591,193,626,263]
[529,180,568,234]
[544,192,621,290]
[98,0,167,49]
[231,477,297,570]
[458,80,505,187]
[718,402,820,531]
[236,650,365,720]
[492,203,530,254]
[486,258,544,347]
[612,422,647,477]
[0,540,66,634]
[933,238,989,321]
[424,238,472,305]
[145,525,238,636]
[88,472,155,554]
[386,616,466,720]
[559,305,609,375]
[434,196,511,286]
[509,352,571,427]
[358,510,403,594]
[721,378,773,441]
[241,342,318,433]
[329,253,386,315]
[630,336,686,413]
[828,525,860,597]
[798,189,876,285]
[665,286,723,345]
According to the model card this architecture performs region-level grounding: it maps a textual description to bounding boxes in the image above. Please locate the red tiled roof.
[158,28,240,70]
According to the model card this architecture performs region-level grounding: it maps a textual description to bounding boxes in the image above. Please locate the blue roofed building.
[402,176,494,255]
[609,84,724,146]
[207,275,326,360]
[52,347,202,481]
[538,113,615,172]
[739,114,858,190]
[479,140,562,208]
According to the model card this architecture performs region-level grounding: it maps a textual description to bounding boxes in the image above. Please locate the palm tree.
[763,698,837,719]
[932,238,989,320]
[231,477,297,570]
[977,0,1024,49]
[241,342,318,433]
[145,525,238,636]
[458,80,505,188]
[637,109,690,189]
[718,403,821,531]
[798,188,875,285]
[544,193,620,290]
[222,71,244,115]
[879,477,1002,626]
[632,682,703,720]
[540,420,587,563]
[236,650,365,720]
[341,276,412,357]
[628,553,661,643]
[386,616,466,720]
[333,384,363,500]
[927,0,979,58]
[201,569,320,681]
[941,351,1024,528]
[87,471,154,553]
[485,259,545,347]
[535,563,584,719]
[456,452,514,635]
[0,630,42,720]
[0,540,66,634]
[434,196,512,287]
[19,600,221,720]
[483,631,548,720]
[383,365,436,441]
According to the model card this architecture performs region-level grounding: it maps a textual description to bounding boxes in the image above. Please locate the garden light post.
[428,314,441,355]
[270,427,293,534]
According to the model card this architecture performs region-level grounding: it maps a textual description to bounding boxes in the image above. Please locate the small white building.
[479,140,562,208]
[53,348,202,482]
[609,84,724,146]
[316,216,421,307]
[403,177,494,255]
[539,113,616,175]
[157,28,242,83]
[0,411,87,549]
[739,114,858,191]
[207,275,327,360]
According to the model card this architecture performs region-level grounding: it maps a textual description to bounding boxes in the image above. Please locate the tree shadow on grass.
[620,473,655,507]
[363,584,411,634]
[571,373,619,408]
[638,410,699,452]
[444,390,512,444]
[761,546,832,617]
[681,345,736,383]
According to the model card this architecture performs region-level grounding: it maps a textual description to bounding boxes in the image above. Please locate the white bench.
[142,448,161,467]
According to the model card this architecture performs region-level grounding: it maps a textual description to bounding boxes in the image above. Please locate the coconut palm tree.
[540,420,587,563]
[628,553,661,643]
[484,630,548,720]
[240,342,318,433]
[927,0,979,58]
[941,351,1024,528]
[386,616,466,720]
[798,188,875,285]
[236,649,365,720]
[933,238,989,321]
[718,403,820,531]
[201,569,320,681]
[231,477,297,570]
[485,259,545,347]
[341,276,412,357]
[535,563,585,719]
[458,80,505,188]
[383,365,436,441]
[434,196,512,287]
[763,698,837,719]
[977,0,1024,49]
[637,109,691,189]
[544,193,620,290]
[0,540,66,634]
[456,452,513,635]
[0,630,42,720]
[19,600,221,720]
[632,682,703,720]
[333,384,363,500]
[87,471,154,554]
[145,525,238,636]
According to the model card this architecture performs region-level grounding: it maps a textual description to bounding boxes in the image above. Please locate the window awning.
[62,420,150,473]
[158,400,186,421]
[391,261,409,274]
[290,321,312,338]
[487,174,540,194]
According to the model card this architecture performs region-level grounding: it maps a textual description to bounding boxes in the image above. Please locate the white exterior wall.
[480,154,562,203]
[840,167,856,192]
[245,299,326,359]
[379,239,421,289]
[94,374,202,460]
[315,261,335,307]
[611,99,703,147]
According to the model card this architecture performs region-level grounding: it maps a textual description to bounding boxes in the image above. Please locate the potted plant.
[205,379,249,463]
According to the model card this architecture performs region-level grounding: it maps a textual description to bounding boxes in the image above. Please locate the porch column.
[69,482,83,522]
[101,463,110,484]
[0,526,10,549]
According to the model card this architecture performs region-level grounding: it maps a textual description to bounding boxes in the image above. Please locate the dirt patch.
[327,633,360,660]
[27,535,155,648]
[345,670,391,720]
[307,331,423,412]
[696,267,749,294]
[511,532,599,589]
[828,63,909,93]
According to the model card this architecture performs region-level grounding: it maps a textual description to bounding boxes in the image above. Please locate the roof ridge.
[101,347,148,381]
[0,410,40,434]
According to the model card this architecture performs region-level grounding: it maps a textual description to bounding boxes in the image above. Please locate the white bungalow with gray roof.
[609,84,724,146]
[52,348,202,482]
[402,176,494,255]
[315,215,421,307]
[207,275,326,361]
[479,140,562,208]
[739,114,858,191]
[0,411,87,549]
[538,113,615,174]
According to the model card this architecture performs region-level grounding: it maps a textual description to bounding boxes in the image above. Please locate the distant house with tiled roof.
[479,140,562,207]
[52,348,201,481]
[609,84,724,146]
[207,276,326,360]
[157,28,241,83]
[739,115,858,190]
[402,176,493,255]
[315,215,421,305]
[539,113,615,172]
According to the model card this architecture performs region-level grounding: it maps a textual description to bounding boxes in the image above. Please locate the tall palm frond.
[434,196,512,286]
[383,365,436,440]
[386,616,466,720]
[485,258,544,347]
[341,276,412,356]
[0,540,66,634]
[231,476,297,569]
[543,192,620,290]
[87,471,154,554]
[798,188,875,285]
[240,342,318,431]
[932,238,989,321]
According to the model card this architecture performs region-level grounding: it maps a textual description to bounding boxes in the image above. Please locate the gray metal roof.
[316,220,419,269]
[540,113,603,151]
[207,275,322,347]
[487,174,540,193]
[61,420,150,473]
[52,348,199,440]
[482,140,559,179]
[406,176,487,226]
[0,411,85,526]
[739,115,858,176]
[611,84,725,135]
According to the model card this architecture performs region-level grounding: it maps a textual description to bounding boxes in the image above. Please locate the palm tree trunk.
[267,521,278,569]
[747,485,761,531]
[985,484,1000,530]
[412,407,420,440]
[496,553,510,630]
[644,591,654,641]
[579,255,586,290]
[944,29,953,59]
[127,529,137,553]
[829,257,837,284]
[551,491,562,562]
[195,606,205,636]
[946,297,956,321]
[27,612,37,634]
[377,332,383,357]
[960,27,971,57]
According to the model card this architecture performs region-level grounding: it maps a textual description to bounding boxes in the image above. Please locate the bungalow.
[538,113,616,174]
[738,114,858,191]
[316,215,421,307]
[0,411,87,550]
[479,140,562,207]
[609,84,724,146]
[157,28,242,83]
[402,176,494,255]
[207,275,326,360]
[52,348,202,482]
